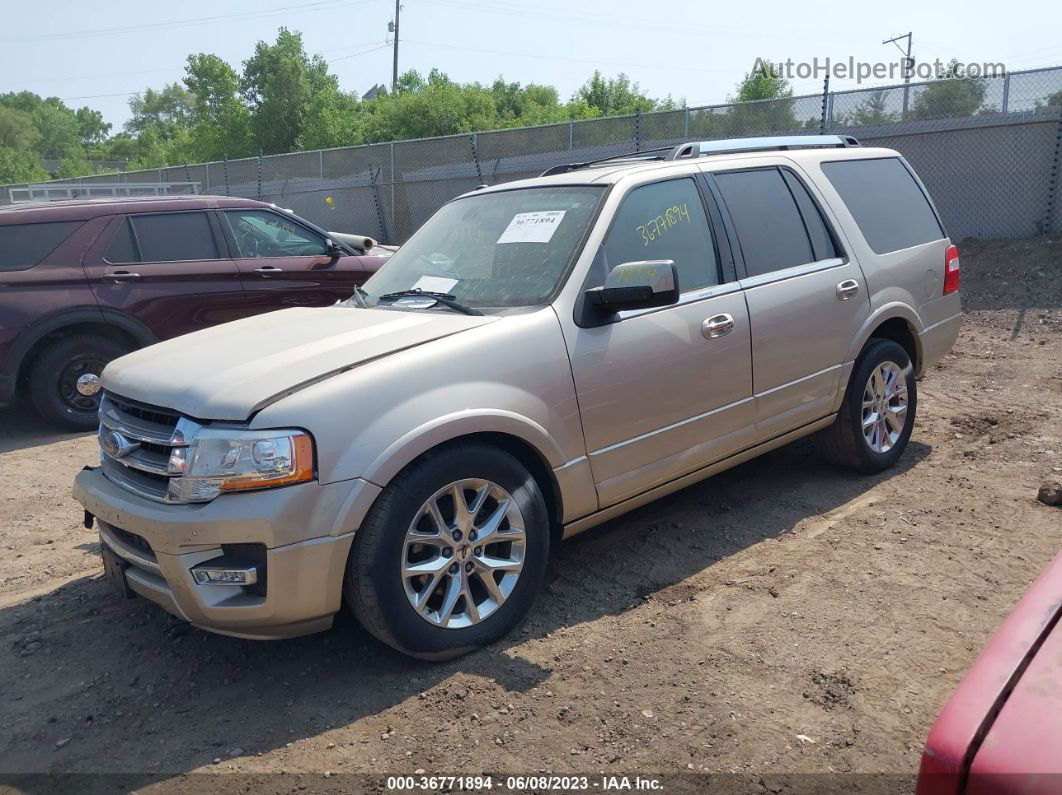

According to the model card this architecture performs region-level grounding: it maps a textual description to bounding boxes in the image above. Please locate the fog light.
[191,565,258,586]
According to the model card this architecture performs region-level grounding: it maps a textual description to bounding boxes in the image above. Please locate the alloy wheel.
[401,478,526,629]
[862,360,908,453]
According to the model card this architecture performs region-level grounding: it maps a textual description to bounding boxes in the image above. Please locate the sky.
[1,0,1061,132]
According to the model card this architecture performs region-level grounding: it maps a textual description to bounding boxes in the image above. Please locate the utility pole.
[883,32,913,119]
[391,0,401,92]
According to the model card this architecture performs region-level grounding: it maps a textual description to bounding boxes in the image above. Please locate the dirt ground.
[0,238,1060,791]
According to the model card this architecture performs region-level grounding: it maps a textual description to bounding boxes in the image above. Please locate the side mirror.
[585,260,679,313]
[325,238,343,260]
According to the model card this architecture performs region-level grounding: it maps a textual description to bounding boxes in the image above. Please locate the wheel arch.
[848,304,924,375]
[7,308,157,388]
[360,415,569,550]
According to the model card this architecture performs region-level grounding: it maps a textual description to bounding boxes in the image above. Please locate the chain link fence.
[4,65,1062,243]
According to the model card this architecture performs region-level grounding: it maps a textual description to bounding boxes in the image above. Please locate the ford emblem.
[101,430,140,459]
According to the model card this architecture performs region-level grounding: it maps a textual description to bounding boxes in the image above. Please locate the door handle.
[108,271,141,282]
[702,313,735,339]
[254,265,283,276]
[836,279,860,300]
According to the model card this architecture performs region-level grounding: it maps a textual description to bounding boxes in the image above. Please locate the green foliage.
[0,93,82,158]
[1038,90,1062,109]
[847,90,898,127]
[0,106,38,150]
[0,26,682,180]
[574,71,661,116]
[126,83,195,138]
[725,59,798,134]
[911,59,987,120]
[185,54,255,161]
[241,28,333,154]
[75,107,112,147]
[0,146,49,183]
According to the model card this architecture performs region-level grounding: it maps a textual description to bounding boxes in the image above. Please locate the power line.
[419,0,874,39]
[57,43,390,102]
[403,38,733,75]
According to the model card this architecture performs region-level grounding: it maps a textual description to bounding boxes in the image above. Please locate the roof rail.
[539,146,674,177]
[666,134,861,160]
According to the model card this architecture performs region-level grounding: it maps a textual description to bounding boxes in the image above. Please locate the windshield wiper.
[338,286,369,308]
[377,289,483,316]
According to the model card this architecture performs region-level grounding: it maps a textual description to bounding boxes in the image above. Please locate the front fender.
[364,408,567,487]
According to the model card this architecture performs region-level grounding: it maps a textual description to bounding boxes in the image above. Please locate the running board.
[561,414,836,539]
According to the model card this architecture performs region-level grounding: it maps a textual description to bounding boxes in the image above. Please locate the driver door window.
[223,209,363,310]
[603,178,719,293]
[222,210,329,258]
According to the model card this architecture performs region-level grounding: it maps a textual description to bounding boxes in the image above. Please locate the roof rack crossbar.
[665,134,861,160]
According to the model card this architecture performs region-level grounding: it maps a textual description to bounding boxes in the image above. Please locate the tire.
[817,338,917,474]
[344,443,550,660]
[28,335,128,431]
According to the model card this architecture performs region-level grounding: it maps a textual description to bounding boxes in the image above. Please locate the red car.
[917,551,1062,795]
[0,195,390,429]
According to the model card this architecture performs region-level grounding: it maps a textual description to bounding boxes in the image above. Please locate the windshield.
[362,185,605,309]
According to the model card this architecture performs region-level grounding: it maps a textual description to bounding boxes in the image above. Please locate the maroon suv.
[0,195,390,429]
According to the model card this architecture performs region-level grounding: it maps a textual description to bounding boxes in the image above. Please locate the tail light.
[943,245,960,295]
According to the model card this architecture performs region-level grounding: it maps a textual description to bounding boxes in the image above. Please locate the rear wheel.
[344,443,550,660]
[817,338,917,473]
[28,335,127,430]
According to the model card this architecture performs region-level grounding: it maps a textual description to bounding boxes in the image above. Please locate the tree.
[75,107,111,148]
[726,59,798,134]
[184,53,255,160]
[296,83,362,150]
[911,59,986,120]
[241,28,334,154]
[0,92,82,158]
[574,71,659,116]
[360,69,499,141]
[126,83,194,138]
[0,106,38,150]
[0,146,49,183]
[1038,90,1062,109]
[848,90,897,127]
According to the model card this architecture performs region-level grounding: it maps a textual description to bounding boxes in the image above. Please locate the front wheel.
[344,443,550,660]
[817,338,917,473]
[28,335,128,431]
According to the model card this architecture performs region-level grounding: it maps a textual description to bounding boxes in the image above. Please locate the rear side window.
[603,178,719,292]
[821,158,944,254]
[781,170,837,262]
[106,212,219,263]
[104,219,138,263]
[715,168,816,277]
[0,221,83,271]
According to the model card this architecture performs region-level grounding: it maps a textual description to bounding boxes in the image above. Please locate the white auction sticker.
[411,275,459,292]
[496,210,566,244]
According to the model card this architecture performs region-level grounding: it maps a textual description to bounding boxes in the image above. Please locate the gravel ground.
[0,238,1059,790]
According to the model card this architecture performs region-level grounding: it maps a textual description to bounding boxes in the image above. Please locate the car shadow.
[0,437,930,780]
[0,405,93,455]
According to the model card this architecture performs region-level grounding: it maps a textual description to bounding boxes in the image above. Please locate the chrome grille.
[98,392,196,503]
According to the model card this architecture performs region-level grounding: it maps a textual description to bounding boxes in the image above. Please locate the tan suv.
[73,135,961,659]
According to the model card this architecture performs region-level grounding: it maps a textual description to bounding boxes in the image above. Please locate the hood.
[103,307,494,420]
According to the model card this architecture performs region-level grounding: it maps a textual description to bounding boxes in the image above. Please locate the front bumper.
[73,466,380,639]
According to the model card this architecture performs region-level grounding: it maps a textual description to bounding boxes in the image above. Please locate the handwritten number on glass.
[637,203,690,246]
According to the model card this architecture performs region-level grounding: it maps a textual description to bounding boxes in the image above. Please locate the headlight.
[166,428,314,503]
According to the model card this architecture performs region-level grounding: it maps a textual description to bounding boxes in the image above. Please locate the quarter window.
[223,210,329,258]
[821,157,944,254]
[715,168,822,277]
[0,221,83,272]
[603,178,718,293]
